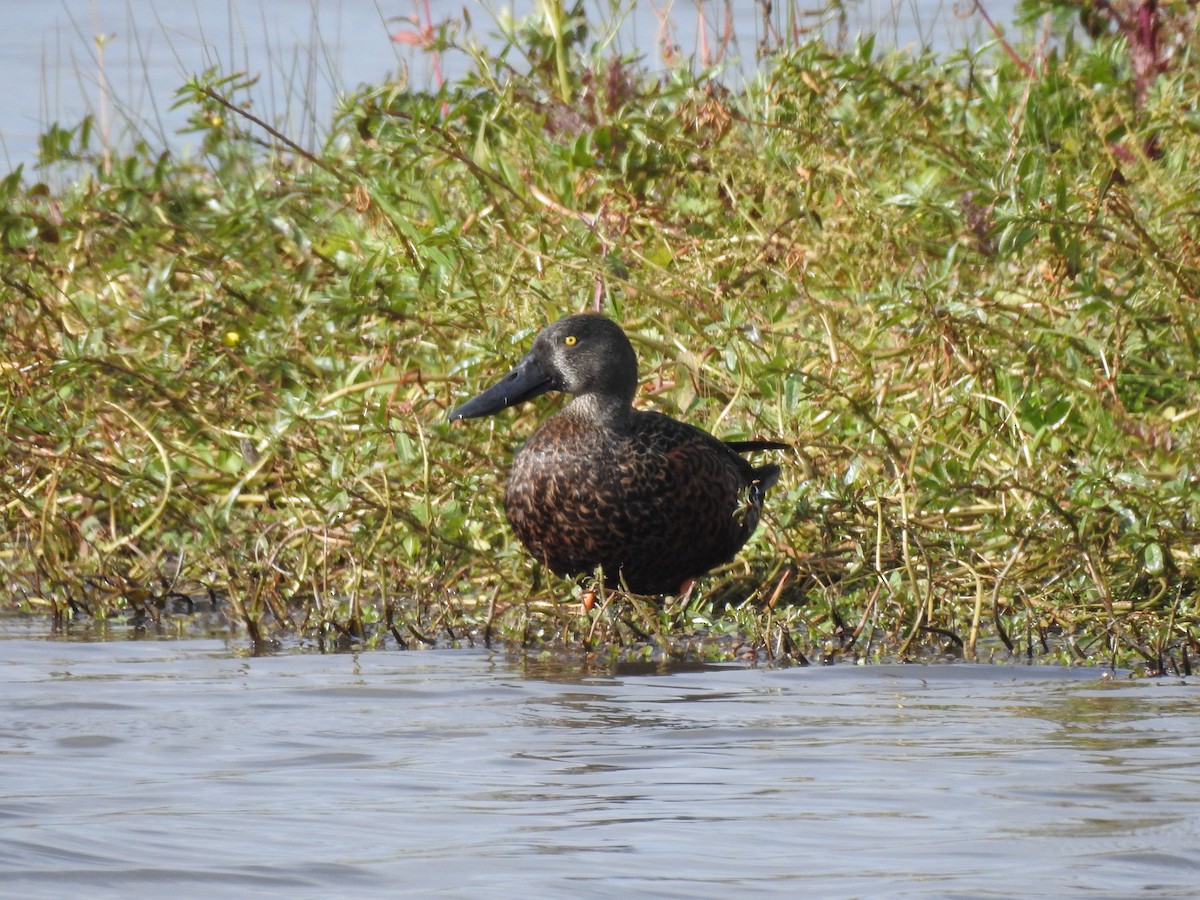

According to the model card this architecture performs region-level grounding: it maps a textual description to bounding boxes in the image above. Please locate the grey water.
[2,0,1019,174]
[2,636,1199,897]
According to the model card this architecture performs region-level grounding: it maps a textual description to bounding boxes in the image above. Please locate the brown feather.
[450,315,786,595]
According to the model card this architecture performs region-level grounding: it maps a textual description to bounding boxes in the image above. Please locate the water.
[1,0,1018,174]
[2,637,1198,897]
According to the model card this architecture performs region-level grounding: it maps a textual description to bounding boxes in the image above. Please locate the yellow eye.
[563,335,578,347]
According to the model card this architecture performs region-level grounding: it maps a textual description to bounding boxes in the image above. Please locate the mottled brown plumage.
[448,314,785,595]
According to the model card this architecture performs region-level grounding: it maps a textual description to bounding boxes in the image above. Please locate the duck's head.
[448,314,638,423]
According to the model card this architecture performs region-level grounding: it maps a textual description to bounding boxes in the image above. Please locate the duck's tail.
[727,440,789,493]
[752,463,782,492]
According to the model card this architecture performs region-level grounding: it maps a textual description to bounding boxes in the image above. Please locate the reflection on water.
[1,640,1198,897]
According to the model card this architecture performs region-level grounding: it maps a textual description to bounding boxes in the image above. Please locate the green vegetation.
[3,3,1200,671]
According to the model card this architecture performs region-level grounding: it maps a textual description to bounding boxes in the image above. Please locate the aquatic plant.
[2,2,1199,671]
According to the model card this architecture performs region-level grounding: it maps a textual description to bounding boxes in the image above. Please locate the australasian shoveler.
[449,314,787,595]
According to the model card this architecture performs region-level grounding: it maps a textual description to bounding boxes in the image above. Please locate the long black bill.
[448,352,558,421]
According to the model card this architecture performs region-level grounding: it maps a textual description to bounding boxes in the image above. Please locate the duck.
[448,314,786,595]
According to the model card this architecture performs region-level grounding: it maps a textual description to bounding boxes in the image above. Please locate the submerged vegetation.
[3,1,1200,670]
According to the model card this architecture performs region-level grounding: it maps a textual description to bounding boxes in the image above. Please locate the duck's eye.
[563,334,578,347]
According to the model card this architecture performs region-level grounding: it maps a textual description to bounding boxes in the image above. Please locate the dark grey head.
[448,314,639,423]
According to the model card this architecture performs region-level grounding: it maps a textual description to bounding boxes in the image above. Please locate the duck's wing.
[723,439,790,454]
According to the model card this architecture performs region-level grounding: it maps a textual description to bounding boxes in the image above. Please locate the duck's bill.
[448,352,557,421]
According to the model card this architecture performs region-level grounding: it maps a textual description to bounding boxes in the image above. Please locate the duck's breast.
[503,411,761,593]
